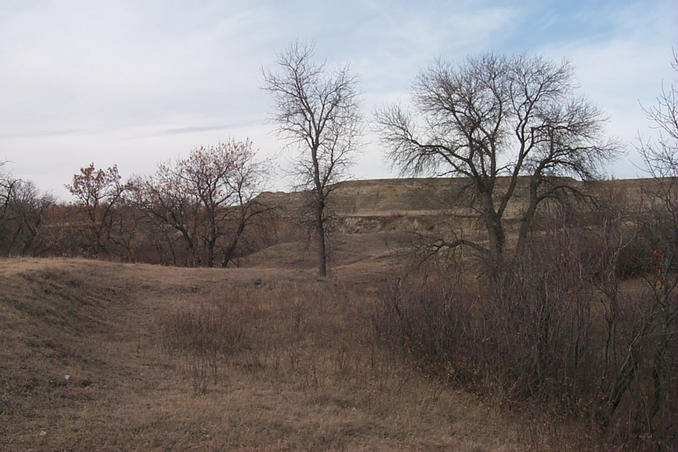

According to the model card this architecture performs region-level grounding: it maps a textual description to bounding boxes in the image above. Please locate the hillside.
[241,176,651,271]
[0,258,531,450]
[1,177,665,449]
[257,175,652,219]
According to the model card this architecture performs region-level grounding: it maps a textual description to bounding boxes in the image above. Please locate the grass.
[1,257,521,450]
[2,177,670,450]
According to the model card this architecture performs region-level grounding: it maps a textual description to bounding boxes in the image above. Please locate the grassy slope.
[1,257,518,451]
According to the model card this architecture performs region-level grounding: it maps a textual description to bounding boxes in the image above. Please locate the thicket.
[373,203,678,448]
[371,51,678,449]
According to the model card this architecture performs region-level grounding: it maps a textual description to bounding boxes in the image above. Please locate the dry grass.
[1,257,523,451]
[2,177,670,450]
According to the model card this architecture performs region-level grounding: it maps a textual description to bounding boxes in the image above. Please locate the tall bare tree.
[377,53,617,270]
[263,42,361,277]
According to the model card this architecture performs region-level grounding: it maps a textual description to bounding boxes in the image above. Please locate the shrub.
[373,223,678,449]
[161,302,249,394]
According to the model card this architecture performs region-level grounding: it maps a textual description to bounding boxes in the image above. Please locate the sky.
[0,0,676,200]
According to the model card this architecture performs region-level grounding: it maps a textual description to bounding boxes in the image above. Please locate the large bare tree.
[262,42,361,277]
[377,53,617,270]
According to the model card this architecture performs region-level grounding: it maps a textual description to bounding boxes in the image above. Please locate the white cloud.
[0,0,674,200]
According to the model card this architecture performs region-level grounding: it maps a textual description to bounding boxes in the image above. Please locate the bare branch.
[377,52,618,263]
[262,42,362,276]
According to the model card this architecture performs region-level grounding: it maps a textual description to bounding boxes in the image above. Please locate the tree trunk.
[481,193,505,266]
[206,233,216,267]
[516,177,539,254]
[311,142,328,278]
[181,231,196,267]
[480,192,505,296]
[222,215,247,268]
[316,199,327,277]
[206,212,218,267]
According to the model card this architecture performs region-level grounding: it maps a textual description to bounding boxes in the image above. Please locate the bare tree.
[0,163,18,236]
[621,53,678,441]
[638,52,678,216]
[262,42,361,277]
[66,163,127,255]
[214,146,270,268]
[136,162,201,266]
[136,139,266,267]
[0,164,54,256]
[179,139,266,268]
[8,180,53,255]
[377,53,617,271]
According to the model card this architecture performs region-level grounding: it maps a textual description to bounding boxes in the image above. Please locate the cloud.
[0,129,81,139]
[0,0,674,200]
[535,0,676,176]
[149,120,266,137]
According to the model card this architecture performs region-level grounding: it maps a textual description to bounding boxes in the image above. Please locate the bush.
[373,224,678,449]
[161,302,249,394]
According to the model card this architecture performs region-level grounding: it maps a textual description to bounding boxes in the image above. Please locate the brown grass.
[1,257,523,451]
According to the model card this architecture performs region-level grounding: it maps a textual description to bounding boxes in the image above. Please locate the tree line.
[1,45,674,280]
[0,139,276,267]
[2,45,625,276]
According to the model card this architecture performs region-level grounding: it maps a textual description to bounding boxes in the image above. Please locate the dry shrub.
[160,302,249,394]
[372,282,477,382]
[374,222,678,449]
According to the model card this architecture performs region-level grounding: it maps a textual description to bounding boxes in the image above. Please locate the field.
[0,256,546,451]
[2,177,666,450]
